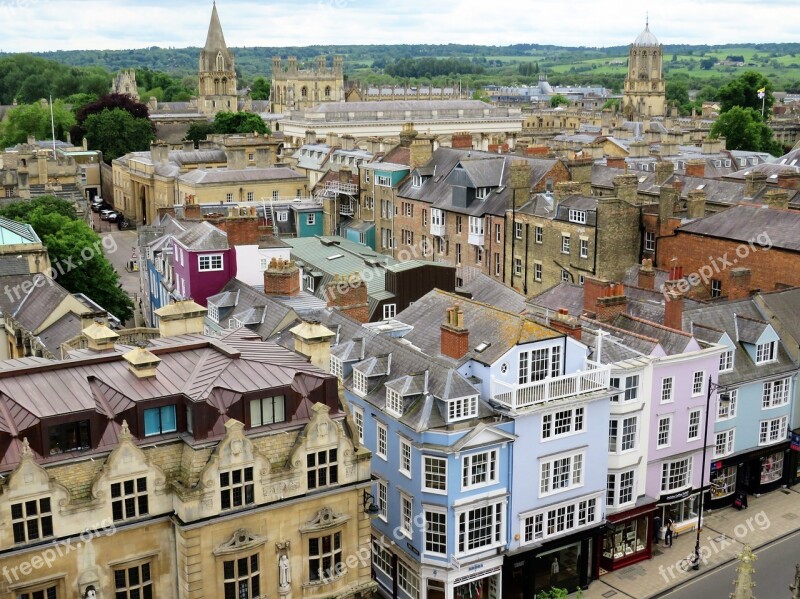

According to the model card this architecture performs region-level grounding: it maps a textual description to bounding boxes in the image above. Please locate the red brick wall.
[264,264,300,296]
[211,217,272,246]
[326,279,370,323]
[657,231,798,298]
[441,325,469,359]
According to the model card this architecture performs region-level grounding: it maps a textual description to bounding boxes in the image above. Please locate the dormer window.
[353,370,368,396]
[412,173,423,187]
[386,387,403,417]
[475,187,491,200]
[208,304,219,323]
[48,419,90,455]
[756,341,777,364]
[447,396,478,422]
[568,209,587,224]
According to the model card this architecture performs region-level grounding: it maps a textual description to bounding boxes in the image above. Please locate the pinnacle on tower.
[204,2,228,53]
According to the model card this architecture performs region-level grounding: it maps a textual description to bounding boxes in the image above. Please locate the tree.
[550,94,570,108]
[472,88,490,102]
[184,121,215,146]
[602,98,620,111]
[83,108,156,161]
[0,100,76,147]
[249,77,271,101]
[0,197,134,323]
[71,93,153,146]
[212,111,269,135]
[700,58,716,70]
[717,70,774,114]
[709,106,782,154]
[666,81,689,106]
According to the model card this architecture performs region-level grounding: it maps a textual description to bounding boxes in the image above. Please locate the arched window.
[222,78,227,95]
[214,79,220,95]
[216,52,225,71]
[325,86,331,98]
[301,86,308,98]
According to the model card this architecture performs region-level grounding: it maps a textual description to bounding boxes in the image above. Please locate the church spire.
[204,2,228,53]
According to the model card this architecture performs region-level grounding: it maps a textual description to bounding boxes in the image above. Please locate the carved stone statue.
[83,585,97,599]
[279,553,291,589]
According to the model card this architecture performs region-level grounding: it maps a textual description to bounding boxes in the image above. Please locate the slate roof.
[0,255,33,277]
[13,279,72,333]
[529,282,586,317]
[609,313,698,356]
[398,147,561,217]
[458,270,527,314]
[179,167,304,185]
[755,287,800,348]
[36,312,82,358]
[675,205,800,251]
[308,100,495,113]
[174,221,229,251]
[683,298,795,385]
[395,289,561,365]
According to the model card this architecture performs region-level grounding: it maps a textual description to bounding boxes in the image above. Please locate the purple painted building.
[172,221,236,307]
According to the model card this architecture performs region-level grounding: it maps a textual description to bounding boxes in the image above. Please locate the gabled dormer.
[734,313,780,365]
[351,353,391,397]
[330,336,365,381]
[384,371,428,418]
[431,369,481,424]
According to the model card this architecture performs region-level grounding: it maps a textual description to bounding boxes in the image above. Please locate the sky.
[0,0,797,53]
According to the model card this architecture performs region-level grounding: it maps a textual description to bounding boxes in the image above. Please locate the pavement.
[576,484,800,599]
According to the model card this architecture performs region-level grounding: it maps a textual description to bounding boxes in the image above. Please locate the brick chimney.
[638,258,656,289]
[510,159,531,208]
[451,132,473,149]
[399,123,418,147]
[663,266,684,330]
[763,188,789,210]
[263,258,300,296]
[745,171,768,198]
[566,157,594,184]
[594,283,628,323]
[777,171,800,189]
[686,189,707,219]
[685,159,706,178]
[326,273,370,323]
[658,184,680,235]
[410,136,435,169]
[583,277,613,318]
[440,305,469,360]
[728,267,752,300]
[607,157,627,169]
[555,181,583,203]
[655,161,674,186]
[549,308,582,341]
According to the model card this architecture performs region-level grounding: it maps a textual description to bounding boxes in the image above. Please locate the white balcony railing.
[491,361,611,411]
[430,222,446,237]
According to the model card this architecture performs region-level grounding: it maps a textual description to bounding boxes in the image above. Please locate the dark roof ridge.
[619,313,692,337]
[689,322,727,335]
[734,313,769,326]
[433,289,535,321]
[579,316,661,345]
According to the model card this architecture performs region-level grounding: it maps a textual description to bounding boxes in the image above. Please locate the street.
[91,211,141,326]
[659,529,800,598]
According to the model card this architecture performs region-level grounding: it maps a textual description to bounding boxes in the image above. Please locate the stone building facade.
[622,20,666,118]
[0,328,375,599]
[198,3,238,115]
[271,55,345,114]
[111,69,140,102]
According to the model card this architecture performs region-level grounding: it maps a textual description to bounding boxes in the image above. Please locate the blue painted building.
[327,290,611,599]
[687,299,797,507]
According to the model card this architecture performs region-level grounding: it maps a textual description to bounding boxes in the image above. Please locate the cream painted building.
[0,328,376,599]
[622,20,666,118]
[271,55,345,114]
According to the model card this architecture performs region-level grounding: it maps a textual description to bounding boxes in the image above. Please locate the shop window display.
[602,516,648,561]
[710,466,737,499]
[760,452,784,484]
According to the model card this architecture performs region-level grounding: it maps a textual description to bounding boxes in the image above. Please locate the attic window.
[696,184,706,190]
[386,387,403,417]
[412,173,423,187]
[447,396,478,422]
[474,342,490,353]
[475,187,491,200]
[568,209,587,224]
[326,254,344,260]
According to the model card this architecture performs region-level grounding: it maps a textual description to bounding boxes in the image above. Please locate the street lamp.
[693,376,730,570]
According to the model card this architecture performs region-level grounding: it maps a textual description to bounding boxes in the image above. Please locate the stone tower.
[623,18,666,119]
[111,70,139,101]
[198,2,238,116]
[271,55,345,113]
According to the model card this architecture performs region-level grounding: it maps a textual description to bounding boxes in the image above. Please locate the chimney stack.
[122,344,161,379]
[150,141,169,165]
[326,273,369,323]
[451,132,473,150]
[548,308,582,341]
[685,159,706,178]
[638,258,656,289]
[154,299,207,337]
[607,157,627,169]
[410,136,435,169]
[510,160,531,208]
[613,173,639,204]
[655,161,674,186]
[440,305,470,360]
[290,320,336,371]
[225,147,247,171]
[776,171,800,189]
[263,258,300,296]
[82,320,120,352]
[305,130,318,145]
[663,266,684,330]
[686,189,707,219]
[745,171,768,198]
[399,123,418,148]
[594,283,628,323]
[763,188,789,210]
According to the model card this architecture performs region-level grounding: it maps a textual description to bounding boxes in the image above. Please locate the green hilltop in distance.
[3,42,800,93]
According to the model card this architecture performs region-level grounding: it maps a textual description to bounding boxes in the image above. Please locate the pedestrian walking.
[665,515,674,547]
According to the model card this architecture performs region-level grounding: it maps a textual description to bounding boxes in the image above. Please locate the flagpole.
[49,95,56,154]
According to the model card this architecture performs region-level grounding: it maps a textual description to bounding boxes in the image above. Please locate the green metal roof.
[0,218,40,245]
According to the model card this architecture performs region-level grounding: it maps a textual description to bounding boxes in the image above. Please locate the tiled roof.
[178,167,304,185]
[676,205,800,251]
[175,221,229,251]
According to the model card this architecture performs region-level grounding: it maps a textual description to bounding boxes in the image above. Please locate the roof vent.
[122,342,161,378]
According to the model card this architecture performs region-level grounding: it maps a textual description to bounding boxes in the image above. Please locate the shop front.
[422,555,503,599]
[708,443,792,509]
[789,430,800,486]
[598,501,657,572]
[655,488,701,537]
[502,527,598,598]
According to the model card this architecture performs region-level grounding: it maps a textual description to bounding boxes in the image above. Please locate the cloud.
[0,0,797,53]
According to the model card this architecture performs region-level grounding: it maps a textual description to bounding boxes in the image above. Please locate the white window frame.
[606,469,636,507]
[455,499,505,556]
[539,450,584,497]
[717,388,738,420]
[376,422,387,459]
[386,387,403,417]
[541,406,585,441]
[514,257,523,276]
[687,408,702,442]
[448,396,478,422]
[759,415,788,446]
[514,221,523,239]
[424,508,448,556]
[661,376,674,403]
[657,415,672,449]
[330,355,343,380]
[376,479,388,521]
[568,209,587,224]
[608,415,638,453]
[208,304,219,323]
[376,174,391,187]
[399,492,413,538]
[468,216,484,236]
[423,456,447,494]
[719,350,734,372]
[382,303,397,321]
[534,262,542,282]
[579,238,589,258]
[714,429,735,458]
[399,437,412,478]
[644,231,656,252]
[762,378,790,408]
[520,494,600,545]
[351,404,363,443]
[661,457,692,492]
[535,225,543,244]
[561,234,570,254]
[461,448,499,490]
[353,370,368,396]
[198,253,224,272]
[397,559,420,599]
[755,340,777,364]
[692,371,705,397]
[306,213,316,226]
